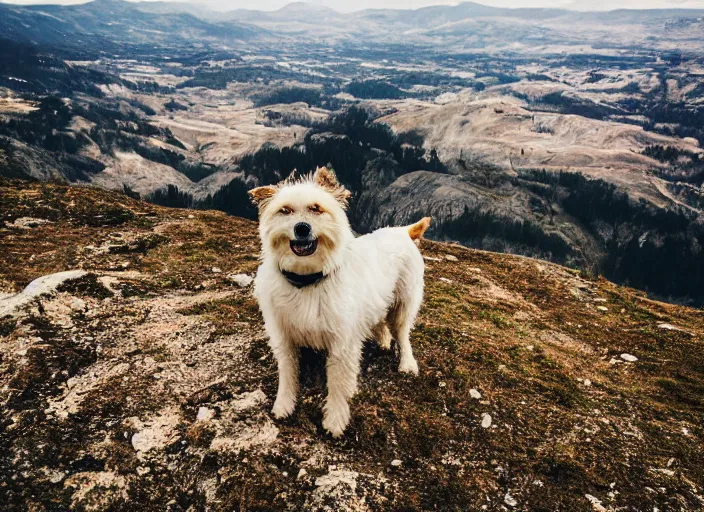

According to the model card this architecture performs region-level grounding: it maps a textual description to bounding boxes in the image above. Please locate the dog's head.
[249,167,353,276]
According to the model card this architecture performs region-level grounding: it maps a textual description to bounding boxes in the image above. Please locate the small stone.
[585,494,607,512]
[481,413,492,428]
[657,323,679,331]
[526,345,534,351]
[7,217,52,229]
[504,492,518,507]
[297,468,307,479]
[445,254,458,261]
[438,381,446,388]
[470,389,482,399]
[70,298,86,312]
[390,459,402,467]
[620,353,638,362]
[439,277,453,284]
[211,267,222,274]
[583,379,592,387]
[596,306,608,312]
[227,274,254,287]
[48,471,66,484]
[196,407,215,422]
[188,214,195,219]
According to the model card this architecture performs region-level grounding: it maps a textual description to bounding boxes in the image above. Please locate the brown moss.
[2,181,704,510]
[56,273,114,299]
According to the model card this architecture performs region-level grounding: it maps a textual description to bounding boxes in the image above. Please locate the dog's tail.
[407,217,431,242]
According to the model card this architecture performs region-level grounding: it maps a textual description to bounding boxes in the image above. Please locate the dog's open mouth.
[290,239,318,257]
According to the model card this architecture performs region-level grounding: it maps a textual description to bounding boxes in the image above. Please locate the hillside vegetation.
[1,180,703,510]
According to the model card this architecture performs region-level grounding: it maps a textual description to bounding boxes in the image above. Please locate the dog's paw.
[323,403,350,438]
[376,324,393,350]
[399,358,419,376]
[378,334,392,351]
[272,396,296,419]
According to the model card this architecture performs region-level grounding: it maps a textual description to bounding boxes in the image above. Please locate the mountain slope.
[1,180,702,510]
[0,0,269,49]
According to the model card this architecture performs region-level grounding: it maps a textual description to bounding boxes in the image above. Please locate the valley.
[1,0,704,304]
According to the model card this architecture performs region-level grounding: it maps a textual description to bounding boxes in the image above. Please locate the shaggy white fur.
[250,167,430,437]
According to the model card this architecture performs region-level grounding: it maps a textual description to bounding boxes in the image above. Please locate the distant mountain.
[0,0,270,50]
[133,0,216,20]
[212,1,704,50]
[2,0,703,52]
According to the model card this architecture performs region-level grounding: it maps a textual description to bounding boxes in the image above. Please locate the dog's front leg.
[322,341,362,437]
[271,340,299,419]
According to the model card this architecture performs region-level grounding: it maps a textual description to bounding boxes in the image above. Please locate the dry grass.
[1,179,702,511]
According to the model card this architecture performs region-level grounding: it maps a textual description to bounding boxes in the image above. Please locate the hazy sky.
[2,0,704,11]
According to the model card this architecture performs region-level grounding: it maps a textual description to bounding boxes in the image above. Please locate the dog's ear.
[314,166,340,189]
[248,186,277,209]
[314,166,352,209]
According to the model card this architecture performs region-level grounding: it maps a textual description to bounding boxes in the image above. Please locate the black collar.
[281,269,327,289]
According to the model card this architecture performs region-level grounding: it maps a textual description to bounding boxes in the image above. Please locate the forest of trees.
[518,170,704,304]
[251,86,345,110]
[526,91,619,120]
[438,206,572,262]
[345,80,406,100]
[149,106,447,223]
[0,96,89,155]
[642,145,704,186]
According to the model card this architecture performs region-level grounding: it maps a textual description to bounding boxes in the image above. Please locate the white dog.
[249,167,430,437]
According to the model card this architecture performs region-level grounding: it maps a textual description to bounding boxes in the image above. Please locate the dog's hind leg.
[323,340,362,437]
[388,281,423,376]
[372,321,392,350]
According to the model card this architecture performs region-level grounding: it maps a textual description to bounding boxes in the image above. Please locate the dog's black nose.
[294,222,312,240]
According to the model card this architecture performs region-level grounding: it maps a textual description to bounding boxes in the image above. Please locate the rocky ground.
[1,179,703,511]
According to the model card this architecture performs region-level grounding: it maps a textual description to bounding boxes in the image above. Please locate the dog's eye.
[309,204,323,214]
[279,207,293,215]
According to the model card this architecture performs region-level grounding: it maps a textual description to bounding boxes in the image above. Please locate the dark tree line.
[251,86,344,110]
[438,206,572,262]
[147,106,448,225]
[519,170,704,305]
[345,81,406,100]
[237,106,447,191]
[0,96,90,155]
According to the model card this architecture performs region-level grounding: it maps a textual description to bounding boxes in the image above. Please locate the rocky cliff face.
[1,180,703,511]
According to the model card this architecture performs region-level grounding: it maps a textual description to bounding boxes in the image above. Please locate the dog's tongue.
[290,239,317,257]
